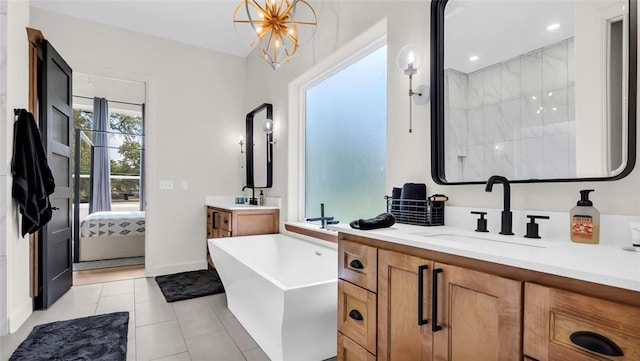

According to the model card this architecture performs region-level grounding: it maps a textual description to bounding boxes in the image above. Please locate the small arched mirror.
[245,103,273,189]
[431,0,637,184]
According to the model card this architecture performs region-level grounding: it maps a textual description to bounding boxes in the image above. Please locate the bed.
[79,211,145,261]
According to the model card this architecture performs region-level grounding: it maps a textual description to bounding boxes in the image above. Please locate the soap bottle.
[570,189,600,244]
[259,190,265,206]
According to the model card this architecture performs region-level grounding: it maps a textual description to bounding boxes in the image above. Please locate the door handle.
[432,268,443,332]
[417,265,429,326]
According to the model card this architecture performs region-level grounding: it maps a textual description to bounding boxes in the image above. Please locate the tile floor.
[0,277,337,361]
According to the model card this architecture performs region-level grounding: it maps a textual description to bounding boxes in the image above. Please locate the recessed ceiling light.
[547,23,560,31]
[469,55,479,61]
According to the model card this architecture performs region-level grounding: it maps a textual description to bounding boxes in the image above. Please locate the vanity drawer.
[339,240,377,292]
[524,283,640,360]
[220,211,232,231]
[338,280,377,355]
[338,332,376,361]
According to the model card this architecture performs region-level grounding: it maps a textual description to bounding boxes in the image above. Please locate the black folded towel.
[350,213,396,230]
[390,187,402,213]
[400,183,427,215]
[400,183,427,200]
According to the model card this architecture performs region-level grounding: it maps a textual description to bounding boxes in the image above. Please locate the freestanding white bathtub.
[208,234,337,361]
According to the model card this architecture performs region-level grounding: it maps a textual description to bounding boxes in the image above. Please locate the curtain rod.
[73,95,143,107]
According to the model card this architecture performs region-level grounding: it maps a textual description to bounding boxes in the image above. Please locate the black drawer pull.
[349,259,364,270]
[432,268,443,332]
[570,331,623,356]
[348,309,363,321]
[417,265,429,326]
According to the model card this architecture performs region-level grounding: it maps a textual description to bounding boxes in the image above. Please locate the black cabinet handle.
[432,268,443,332]
[348,259,364,270]
[212,212,218,229]
[570,331,624,356]
[52,207,60,211]
[348,309,363,321]
[418,265,429,326]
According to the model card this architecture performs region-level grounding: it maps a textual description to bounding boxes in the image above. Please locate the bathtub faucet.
[242,185,258,205]
[306,203,339,229]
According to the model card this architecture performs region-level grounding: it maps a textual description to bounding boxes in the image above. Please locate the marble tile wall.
[0,0,7,337]
[445,38,576,181]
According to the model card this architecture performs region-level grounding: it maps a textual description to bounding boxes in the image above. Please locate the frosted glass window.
[305,45,387,222]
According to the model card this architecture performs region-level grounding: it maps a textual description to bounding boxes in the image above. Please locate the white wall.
[245,0,639,223]
[29,8,248,277]
[3,0,32,335]
[0,0,8,337]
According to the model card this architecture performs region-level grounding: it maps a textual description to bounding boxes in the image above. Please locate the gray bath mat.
[9,312,129,361]
[155,269,225,302]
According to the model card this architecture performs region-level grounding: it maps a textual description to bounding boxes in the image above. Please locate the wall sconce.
[397,44,430,133]
[239,135,245,154]
[263,118,276,162]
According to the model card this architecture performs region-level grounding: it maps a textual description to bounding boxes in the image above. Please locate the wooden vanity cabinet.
[339,237,522,361]
[524,283,640,361]
[377,250,434,361]
[432,262,522,360]
[206,206,279,268]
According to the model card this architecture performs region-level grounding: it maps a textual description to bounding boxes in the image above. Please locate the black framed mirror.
[431,0,637,184]
[245,103,273,189]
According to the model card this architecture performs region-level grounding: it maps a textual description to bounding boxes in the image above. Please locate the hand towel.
[350,213,396,230]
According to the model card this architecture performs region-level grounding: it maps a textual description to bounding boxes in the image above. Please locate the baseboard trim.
[9,298,32,333]
[146,260,207,277]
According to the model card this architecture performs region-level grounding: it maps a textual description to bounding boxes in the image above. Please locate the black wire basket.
[385,195,447,226]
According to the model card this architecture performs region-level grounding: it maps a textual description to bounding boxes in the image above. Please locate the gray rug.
[9,312,129,361]
[73,257,145,271]
[155,269,225,302]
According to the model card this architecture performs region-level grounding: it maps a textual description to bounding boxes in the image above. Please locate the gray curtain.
[89,97,111,213]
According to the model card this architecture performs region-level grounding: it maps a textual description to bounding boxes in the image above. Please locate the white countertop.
[204,196,280,211]
[328,223,640,292]
[205,196,280,210]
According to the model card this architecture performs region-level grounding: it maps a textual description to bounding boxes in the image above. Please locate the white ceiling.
[445,0,576,73]
[31,0,590,67]
[30,0,255,57]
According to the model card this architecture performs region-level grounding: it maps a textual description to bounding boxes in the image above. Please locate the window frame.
[287,19,388,222]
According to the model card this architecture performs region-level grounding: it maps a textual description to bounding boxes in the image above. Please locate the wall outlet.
[181,181,188,190]
[159,180,173,190]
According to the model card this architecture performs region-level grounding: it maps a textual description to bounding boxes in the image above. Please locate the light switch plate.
[159,180,173,190]
[181,181,188,190]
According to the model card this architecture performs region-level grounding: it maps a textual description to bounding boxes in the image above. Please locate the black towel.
[350,213,396,230]
[11,110,56,236]
[400,183,427,217]
[390,187,402,213]
[400,183,427,200]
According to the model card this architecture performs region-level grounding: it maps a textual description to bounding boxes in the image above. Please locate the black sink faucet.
[485,175,514,235]
[242,185,258,205]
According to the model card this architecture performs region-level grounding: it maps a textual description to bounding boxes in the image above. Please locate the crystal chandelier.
[234,0,317,70]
